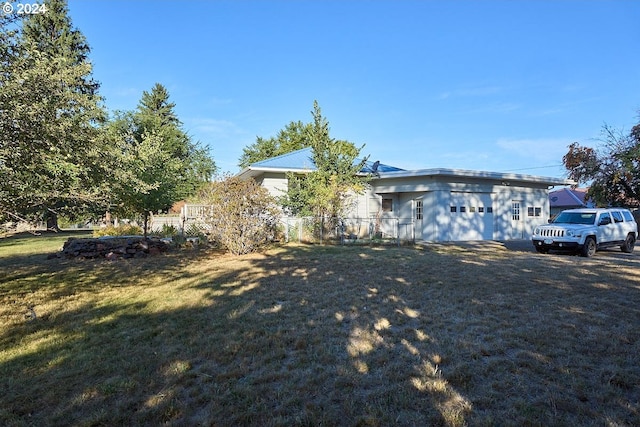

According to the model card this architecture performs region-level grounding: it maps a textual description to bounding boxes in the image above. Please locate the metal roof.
[549,187,590,207]
[250,148,316,171]
[237,147,405,179]
[236,147,574,187]
[376,168,574,187]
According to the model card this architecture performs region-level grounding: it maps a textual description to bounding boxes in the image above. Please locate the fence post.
[179,204,186,237]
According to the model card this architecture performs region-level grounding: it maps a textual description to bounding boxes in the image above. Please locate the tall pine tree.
[282,101,369,220]
[0,0,107,229]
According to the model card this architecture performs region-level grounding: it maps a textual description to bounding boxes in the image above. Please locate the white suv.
[531,208,637,257]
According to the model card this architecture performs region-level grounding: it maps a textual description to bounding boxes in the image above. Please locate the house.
[549,187,593,217]
[237,148,573,242]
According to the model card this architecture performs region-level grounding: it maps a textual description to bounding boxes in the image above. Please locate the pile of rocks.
[56,236,170,260]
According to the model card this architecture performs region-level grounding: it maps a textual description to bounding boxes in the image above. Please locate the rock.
[60,236,169,259]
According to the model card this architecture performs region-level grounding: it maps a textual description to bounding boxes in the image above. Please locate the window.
[612,211,624,223]
[599,212,612,225]
[460,206,466,213]
[382,198,393,212]
[512,202,520,221]
[623,211,634,222]
[415,200,423,220]
[450,206,457,213]
[478,207,485,213]
[470,206,476,213]
[528,207,542,217]
[486,207,493,214]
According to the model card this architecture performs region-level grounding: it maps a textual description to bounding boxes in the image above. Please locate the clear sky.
[66,0,640,177]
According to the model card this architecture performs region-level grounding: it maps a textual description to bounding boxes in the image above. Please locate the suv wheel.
[621,233,636,253]
[581,237,596,257]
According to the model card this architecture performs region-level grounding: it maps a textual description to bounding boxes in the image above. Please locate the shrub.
[157,224,179,237]
[196,176,279,255]
[93,224,143,237]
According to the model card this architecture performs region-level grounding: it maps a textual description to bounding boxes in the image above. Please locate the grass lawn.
[1,234,639,426]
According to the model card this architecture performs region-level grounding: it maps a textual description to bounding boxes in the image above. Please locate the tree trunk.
[46,211,60,232]
[143,212,149,238]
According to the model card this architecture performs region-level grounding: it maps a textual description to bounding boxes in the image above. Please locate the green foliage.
[0,0,108,225]
[238,120,312,168]
[104,84,217,236]
[564,119,640,207]
[197,176,279,255]
[156,224,179,237]
[281,101,369,219]
[93,224,143,237]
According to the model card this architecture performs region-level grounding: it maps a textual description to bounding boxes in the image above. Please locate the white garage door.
[449,192,494,241]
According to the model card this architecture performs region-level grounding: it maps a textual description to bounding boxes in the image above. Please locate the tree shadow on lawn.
[1,244,640,426]
[0,230,93,250]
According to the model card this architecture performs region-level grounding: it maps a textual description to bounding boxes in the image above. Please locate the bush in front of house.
[196,176,279,255]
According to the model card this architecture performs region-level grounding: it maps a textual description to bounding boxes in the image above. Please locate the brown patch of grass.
[1,236,640,426]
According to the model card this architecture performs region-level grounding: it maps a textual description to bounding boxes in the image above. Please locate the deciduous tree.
[563,118,640,207]
[105,84,216,236]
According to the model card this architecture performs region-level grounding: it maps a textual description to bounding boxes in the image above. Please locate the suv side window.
[599,212,612,225]
[622,211,634,222]
[612,211,624,223]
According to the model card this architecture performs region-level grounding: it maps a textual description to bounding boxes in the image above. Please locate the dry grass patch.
[1,236,639,426]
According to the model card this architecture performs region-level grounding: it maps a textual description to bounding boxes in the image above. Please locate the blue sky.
[66,0,640,177]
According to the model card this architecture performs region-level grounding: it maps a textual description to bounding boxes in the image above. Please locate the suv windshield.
[553,212,596,225]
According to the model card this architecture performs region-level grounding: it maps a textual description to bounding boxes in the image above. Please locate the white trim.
[377,168,573,186]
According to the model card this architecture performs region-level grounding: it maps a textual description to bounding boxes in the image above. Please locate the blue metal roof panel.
[250,147,405,174]
[251,147,316,170]
[360,160,405,173]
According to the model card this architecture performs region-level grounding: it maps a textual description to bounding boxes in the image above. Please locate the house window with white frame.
[512,202,521,221]
[528,206,542,217]
[415,200,423,220]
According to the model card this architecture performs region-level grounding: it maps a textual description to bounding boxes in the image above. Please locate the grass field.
[1,233,639,426]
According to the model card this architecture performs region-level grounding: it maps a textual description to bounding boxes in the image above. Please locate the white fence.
[279,216,412,245]
[148,204,211,235]
[148,204,416,245]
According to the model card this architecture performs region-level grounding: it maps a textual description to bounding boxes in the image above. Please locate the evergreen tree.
[0,0,107,228]
[282,101,369,220]
[135,83,188,159]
